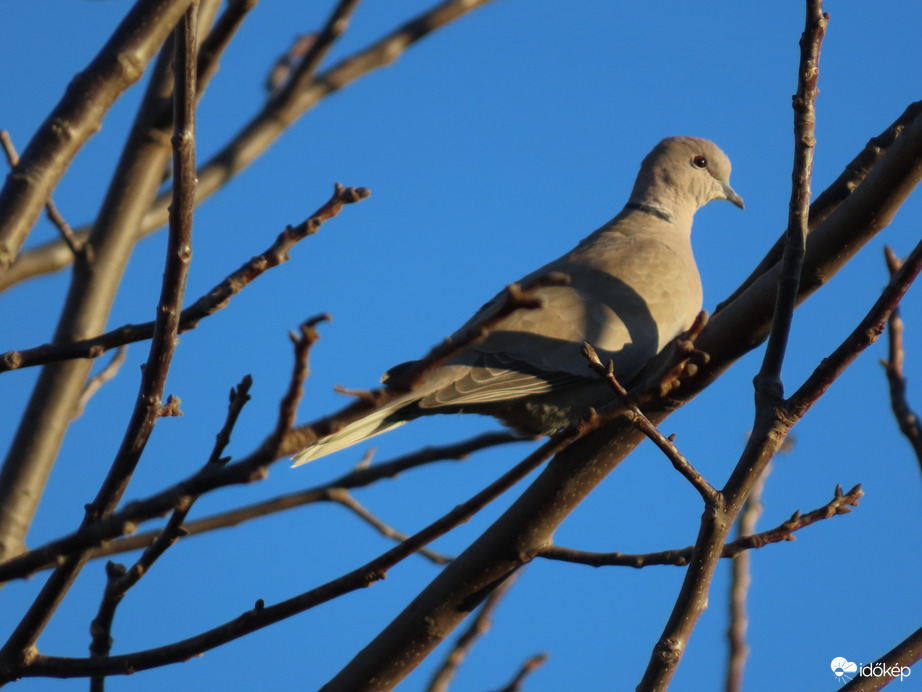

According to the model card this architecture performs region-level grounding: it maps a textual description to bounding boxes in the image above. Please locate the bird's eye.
[692,155,708,169]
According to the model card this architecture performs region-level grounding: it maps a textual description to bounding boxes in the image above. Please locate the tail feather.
[291,406,407,466]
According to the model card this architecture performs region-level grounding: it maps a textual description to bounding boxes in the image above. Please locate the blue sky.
[2,2,921,690]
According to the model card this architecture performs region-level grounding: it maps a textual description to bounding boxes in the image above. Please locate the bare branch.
[17,423,580,679]
[0,0,194,280]
[426,573,519,692]
[583,338,719,505]
[73,347,128,420]
[267,0,362,101]
[490,654,548,692]
[329,490,452,566]
[787,231,922,417]
[194,0,257,97]
[881,246,922,476]
[0,0,497,291]
[725,464,770,692]
[539,483,862,568]
[0,184,369,373]
[839,625,922,691]
[0,131,84,258]
[639,8,828,687]
[0,7,200,669]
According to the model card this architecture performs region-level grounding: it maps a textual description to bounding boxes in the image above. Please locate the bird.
[292,136,743,465]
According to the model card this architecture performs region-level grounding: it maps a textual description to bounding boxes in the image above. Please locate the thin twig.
[426,573,520,692]
[539,483,862,568]
[0,131,83,258]
[583,340,719,504]
[0,184,370,373]
[787,233,922,417]
[756,9,825,399]
[328,489,452,565]
[265,34,318,94]
[207,375,253,466]
[881,246,922,476]
[267,0,362,102]
[73,347,128,420]
[280,272,568,457]
[490,654,548,692]
[194,0,256,98]
[725,464,769,692]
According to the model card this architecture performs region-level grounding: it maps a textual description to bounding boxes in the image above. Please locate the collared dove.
[293,136,743,465]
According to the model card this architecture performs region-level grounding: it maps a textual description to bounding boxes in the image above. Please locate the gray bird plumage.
[292,136,743,465]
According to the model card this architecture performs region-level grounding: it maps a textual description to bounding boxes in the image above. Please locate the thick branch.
[839,625,922,691]
[426,572,519,692]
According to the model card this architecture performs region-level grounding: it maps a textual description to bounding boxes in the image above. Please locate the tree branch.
[0,0,194,280]
[538,483,861,568]
[54,432,522,572]
[0,131,83,259]
[328,489,452,566]
[0,0,497,292]
[639,9,828,686]
[16,421,581,679]
[881,246,922,476]
[0,184,369,373]
[313,12,922,690]
[724,465,769,692]
[0,7,200,673]
[73,346,128,420]
[839,625,922,691]
[0,0,222,563]
[490,654,548,692]
[426,572,519,692]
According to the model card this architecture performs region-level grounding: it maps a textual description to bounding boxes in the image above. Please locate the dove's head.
[628,136,744,227]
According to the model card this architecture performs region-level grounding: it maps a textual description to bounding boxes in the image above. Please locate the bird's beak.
[722,182,745,210]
